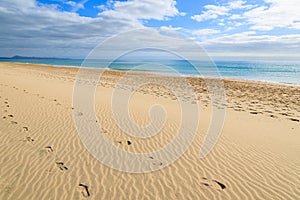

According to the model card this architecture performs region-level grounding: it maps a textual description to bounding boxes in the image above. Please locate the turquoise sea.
[1,58,300,85]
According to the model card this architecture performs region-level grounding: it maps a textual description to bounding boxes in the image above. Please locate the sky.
[0,0,300,61]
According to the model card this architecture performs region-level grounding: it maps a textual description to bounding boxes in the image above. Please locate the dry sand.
[0,62,299,199]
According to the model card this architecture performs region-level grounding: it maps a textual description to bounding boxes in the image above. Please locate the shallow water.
[1,59,299,85]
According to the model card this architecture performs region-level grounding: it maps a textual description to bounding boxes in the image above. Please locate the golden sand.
[0,62,299,199]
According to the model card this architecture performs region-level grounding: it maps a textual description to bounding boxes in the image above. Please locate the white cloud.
[0,0,182,57]
[291,22,300,29]
[179,12,186,16]
[192,0,300,31]
[100,0,180,21]
[191,5,229,22]
[65,1,76,7]
[229,14,243,20]
[0,0,36,9]
[228,0,246,9]
[192,29,220,35]
[66,0,89,12]
[224,27,234,32]
[191,0,254,22]
[235,22,243,27]
[205,31,259,44]
[200,32,300,56]
[200,31,300,60]
[228,0,255,10]
[95,4,106,11]
[160,26,182,32]
[1,0,299,59]
[243,0,300,30]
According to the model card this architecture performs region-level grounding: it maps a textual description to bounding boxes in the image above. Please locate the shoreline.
[1,62,299,123]
[1,61,300,88]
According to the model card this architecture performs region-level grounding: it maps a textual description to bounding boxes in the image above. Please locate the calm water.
[1,58,300,85]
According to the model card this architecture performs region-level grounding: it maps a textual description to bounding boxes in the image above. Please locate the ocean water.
[1,58,300,85]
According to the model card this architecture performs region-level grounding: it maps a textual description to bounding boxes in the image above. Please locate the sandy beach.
[0,62,300,199]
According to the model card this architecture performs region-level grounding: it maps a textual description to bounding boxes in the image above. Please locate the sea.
[1,58,299,85]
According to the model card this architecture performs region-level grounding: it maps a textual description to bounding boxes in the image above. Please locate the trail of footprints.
[200,177,226,191]
[1,77,299,198]
[99,76,300,123]
[5,75,299,124]
[225,82,300,122]
[0,83,91,198]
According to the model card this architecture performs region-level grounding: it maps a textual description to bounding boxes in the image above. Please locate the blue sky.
[0,0,300,60]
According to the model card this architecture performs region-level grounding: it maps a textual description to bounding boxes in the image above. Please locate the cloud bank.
[0,0,180,58]
[0,0,300,60]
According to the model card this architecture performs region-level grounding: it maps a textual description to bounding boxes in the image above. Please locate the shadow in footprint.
[56,162,68,171]
[270,114,277,118]
[45,146,53,152]
[290,118,299,122]
[148,156,163,166]
[213,180,226,189]
[25,136,34,143]
[200,177,226,191]
[79,183,90,197]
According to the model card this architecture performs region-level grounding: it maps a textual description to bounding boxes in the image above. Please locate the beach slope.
[0,62,300,199]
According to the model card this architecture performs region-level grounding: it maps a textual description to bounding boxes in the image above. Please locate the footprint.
[45,146,53,152]
[79,183,90,197]
[8,114,13,118]
[11,121,18,125]
[289,118,299,122]
[212,180,226,189]
[56,162,68,171]
[38,146,54,157]
[280,113,289,116]
[200,177,226,190]
[148,156,163,166]
[152,160,163,166]
[25,136,34,142]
